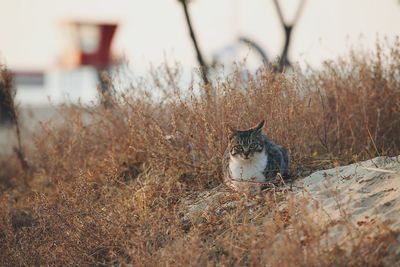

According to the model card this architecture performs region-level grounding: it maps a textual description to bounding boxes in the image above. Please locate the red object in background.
[78,23,118,69]
[10,22,119,87]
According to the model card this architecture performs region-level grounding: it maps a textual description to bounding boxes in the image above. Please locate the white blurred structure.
[0,0,399,106]
[15,68,99,105]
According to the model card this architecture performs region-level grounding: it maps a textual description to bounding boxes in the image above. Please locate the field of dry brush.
[1,40,400,266]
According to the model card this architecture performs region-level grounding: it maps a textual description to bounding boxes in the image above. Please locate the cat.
[222,120,289,192]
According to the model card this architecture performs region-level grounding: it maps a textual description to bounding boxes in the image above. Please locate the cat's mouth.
[231,154,253,160]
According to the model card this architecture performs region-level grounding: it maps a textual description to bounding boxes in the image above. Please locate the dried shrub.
[0,40,399,266]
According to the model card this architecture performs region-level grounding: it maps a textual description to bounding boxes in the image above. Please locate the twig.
[367,127,380,157]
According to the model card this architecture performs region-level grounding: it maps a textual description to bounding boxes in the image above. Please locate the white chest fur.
[228,150,268,182]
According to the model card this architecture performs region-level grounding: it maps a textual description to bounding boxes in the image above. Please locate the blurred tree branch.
[178,0,209,84]
[272,0,306,72]
[0,66,30,183]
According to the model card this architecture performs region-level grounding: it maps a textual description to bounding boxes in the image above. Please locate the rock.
[296,155,400,230]
[179,155,400,247]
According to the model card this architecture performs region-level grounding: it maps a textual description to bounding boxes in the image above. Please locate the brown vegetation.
[1,40,400,266]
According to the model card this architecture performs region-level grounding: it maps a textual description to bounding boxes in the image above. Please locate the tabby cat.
[222,120,289,191]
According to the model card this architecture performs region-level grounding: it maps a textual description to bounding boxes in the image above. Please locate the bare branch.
[293,0,306,26]
[178,0,209,84]
[272,0,286,26]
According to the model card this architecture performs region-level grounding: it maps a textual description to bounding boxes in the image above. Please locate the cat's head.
[227,120,265,160]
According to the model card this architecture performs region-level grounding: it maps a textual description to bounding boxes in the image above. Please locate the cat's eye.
[234,145,243,151]
[249,143,257,149]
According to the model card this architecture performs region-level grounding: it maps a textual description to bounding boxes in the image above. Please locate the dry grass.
[1,40,400,266]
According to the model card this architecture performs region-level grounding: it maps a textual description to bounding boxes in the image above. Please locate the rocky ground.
[180,156,400,254]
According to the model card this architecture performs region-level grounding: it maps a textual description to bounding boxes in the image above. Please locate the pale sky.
[0,0,399,72]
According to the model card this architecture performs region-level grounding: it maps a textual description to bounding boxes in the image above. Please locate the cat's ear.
[253,120,265,133]
[227,125,237,139]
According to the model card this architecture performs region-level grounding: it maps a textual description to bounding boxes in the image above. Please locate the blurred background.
[0,0,400,152]
[1,0,400,104]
